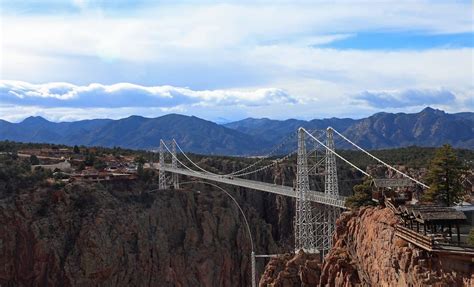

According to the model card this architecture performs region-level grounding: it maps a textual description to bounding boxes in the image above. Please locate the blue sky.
[0,0,472,122]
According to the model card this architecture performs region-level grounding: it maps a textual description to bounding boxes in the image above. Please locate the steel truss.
[313,128,341,256]
[294,128,317,253]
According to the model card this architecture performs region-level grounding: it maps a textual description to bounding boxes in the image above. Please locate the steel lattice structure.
[159,140,167,190]
[159,139,180,190]
[171,140,179,189]
[294,128,317,253]
[312,128,341,256]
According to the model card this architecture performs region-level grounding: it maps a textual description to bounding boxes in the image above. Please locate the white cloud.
[0,80,297,108]
[354,88,456,108]
[0,1,472,120]
[1,2,472,63]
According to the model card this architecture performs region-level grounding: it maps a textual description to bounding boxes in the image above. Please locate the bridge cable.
[230,128,325,176]
[171,130,301,177]
[301,128,371,177]
[164,139,295,179]
[172,138,288,177]
[168,128,325,178]
[172,139,222,176]
[329,127,429,189]
[160,140,202,175]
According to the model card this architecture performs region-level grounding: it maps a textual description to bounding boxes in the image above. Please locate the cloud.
[0,80,297,108]
[0,1,472,121]
[354,88,456,108]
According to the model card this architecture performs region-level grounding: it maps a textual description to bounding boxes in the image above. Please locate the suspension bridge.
[153,127,428,255]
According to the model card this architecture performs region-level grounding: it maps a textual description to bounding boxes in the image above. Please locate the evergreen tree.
[423,144,466,206]
[29,154,40,165]
[73,145,80,154]
[469,228,474,246]
[345,179,375,209]
[84,153,96,166]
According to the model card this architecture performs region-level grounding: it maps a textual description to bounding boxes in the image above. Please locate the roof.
[398,204,467,222]
[373,178,414,188]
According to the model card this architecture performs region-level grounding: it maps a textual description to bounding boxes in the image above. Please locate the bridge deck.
[156,164,347,209]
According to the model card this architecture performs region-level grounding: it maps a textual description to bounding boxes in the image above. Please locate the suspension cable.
[164,139,295,178]
[301,128,371,177]
[232,150,297,177]
[329,127,429,189]
[160,140,202,175]
[173,139,222,175]
[172,129,299,177]
[229,130,301,175]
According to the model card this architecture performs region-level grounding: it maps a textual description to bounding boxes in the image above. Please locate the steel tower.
[159,139,167,190]
[171,140,179,189]
[294,128,317,253]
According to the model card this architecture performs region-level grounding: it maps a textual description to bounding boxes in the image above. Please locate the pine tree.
[345,179,375,209]
[423,144,466,206]
[469,228,474,246]
[29,154,40,165]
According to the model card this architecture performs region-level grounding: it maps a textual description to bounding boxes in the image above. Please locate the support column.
[313,127,341,257]
[171,140,179,189]
[251,251,256,287]
[294,128,316,253]
[324,127,340,255]
[456,224,460,244]
[159,140,167,190]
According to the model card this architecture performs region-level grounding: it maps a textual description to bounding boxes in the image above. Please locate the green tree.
[93,159,107,171]
[423,144,466,206]
[469,228,474,246]
[84,153,95,166]
[345,179,375,209]
[73,145,80,154]
[135,156,146,165]
[29,154,40,165]
[77,162,86,171]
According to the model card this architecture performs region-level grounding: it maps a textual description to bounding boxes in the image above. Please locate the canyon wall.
[0,182,287,286]
[260,207,474,286]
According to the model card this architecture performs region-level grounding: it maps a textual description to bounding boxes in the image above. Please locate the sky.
[0,0,473,123]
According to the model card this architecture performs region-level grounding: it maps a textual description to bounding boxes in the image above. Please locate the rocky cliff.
[260,207,474,286]
[0,182,285,286]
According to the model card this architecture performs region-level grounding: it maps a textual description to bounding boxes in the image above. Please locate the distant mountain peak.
[420,107,444,114]
[1,107,472,153]
[22,116,49,124]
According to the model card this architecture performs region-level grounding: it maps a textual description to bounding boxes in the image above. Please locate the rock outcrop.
[259,251,321,287]
[260,207,474,286]
[0,183,280,286]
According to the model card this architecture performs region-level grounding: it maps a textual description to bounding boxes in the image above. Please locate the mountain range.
[0,107,472,155]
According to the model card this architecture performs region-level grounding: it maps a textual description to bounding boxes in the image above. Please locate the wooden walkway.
[394,224,474,257]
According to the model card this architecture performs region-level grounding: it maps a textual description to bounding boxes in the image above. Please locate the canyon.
[260,207,474,286]
[1,147,473,286]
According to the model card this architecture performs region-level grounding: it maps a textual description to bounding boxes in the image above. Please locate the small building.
[454,202,474,226]
[371,178,415,204]
[70,171,138,183]
[31,160,72,173]
[398,204,467,244]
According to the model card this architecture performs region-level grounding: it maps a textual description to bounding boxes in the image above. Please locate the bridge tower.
[171,140,179,189]
[325,127,341,241]
[323,128,341,256]
[312,127,341,257]
[159,139,167,190]
[294,128,317,253]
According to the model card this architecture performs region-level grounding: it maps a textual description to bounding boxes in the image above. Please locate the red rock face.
[260,207,474,286]
[0,184,282,286]
[259,251,321,287]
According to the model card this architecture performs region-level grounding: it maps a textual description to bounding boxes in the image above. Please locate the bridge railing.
[394,224,434,250]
